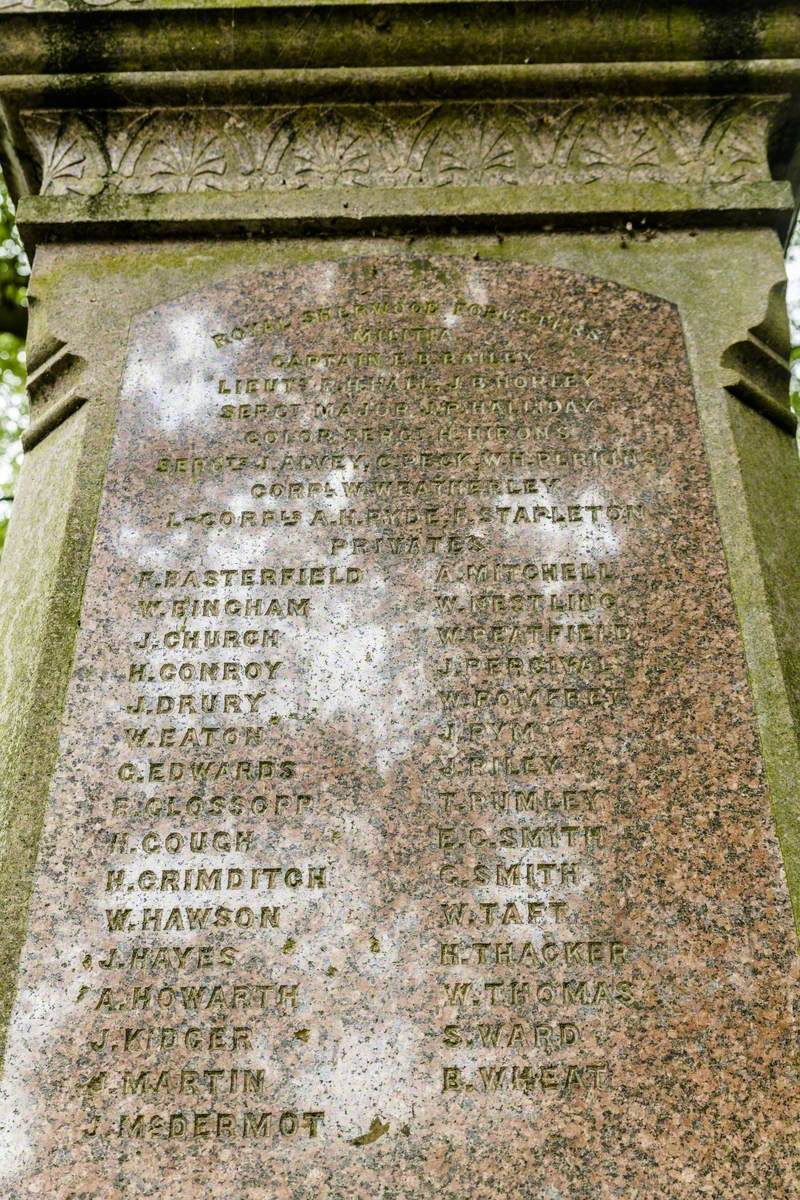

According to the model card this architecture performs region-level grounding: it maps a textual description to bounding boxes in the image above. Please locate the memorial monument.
[0,3,800,1197]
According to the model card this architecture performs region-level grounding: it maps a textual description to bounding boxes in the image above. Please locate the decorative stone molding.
[2,2,798,239]
[722,281,797,435]
[23,98,781,198]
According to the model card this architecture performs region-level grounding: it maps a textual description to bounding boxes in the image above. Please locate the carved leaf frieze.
[23,99,779,197]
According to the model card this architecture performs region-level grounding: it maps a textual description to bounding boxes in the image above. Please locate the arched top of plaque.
[121,254,686,414]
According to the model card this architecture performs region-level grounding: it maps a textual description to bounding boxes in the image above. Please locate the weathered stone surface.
[25,99,780,196]
[0,254,796,1197]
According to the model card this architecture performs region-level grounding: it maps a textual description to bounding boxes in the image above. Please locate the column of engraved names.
[402,295,640,1102]
[81,399,333,1142]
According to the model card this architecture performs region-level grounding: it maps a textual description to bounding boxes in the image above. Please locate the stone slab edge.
[0,402,111,1066]
[15,181,796,248]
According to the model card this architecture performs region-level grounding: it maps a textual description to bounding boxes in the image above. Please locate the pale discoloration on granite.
[0,255,797,1198]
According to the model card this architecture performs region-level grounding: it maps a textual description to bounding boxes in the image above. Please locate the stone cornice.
[16,182,793,251]
[1,2,800,76]
[1,1,799,239]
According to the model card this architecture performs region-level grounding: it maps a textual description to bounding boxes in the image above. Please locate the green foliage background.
[0,176,28,556]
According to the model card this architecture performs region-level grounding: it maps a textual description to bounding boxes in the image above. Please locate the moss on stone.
[0,400,112,1067]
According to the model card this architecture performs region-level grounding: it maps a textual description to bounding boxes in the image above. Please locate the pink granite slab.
[0,255,797,1199]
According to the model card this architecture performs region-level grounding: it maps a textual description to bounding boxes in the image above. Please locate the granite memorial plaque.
[0,255,797,1197]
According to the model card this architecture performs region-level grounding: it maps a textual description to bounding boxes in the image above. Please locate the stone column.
[1,4,800,1196]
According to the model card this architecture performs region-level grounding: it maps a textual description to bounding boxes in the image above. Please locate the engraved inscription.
[0,257,796,1198]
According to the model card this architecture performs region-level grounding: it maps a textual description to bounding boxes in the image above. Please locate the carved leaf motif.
[367,106,442,188]
[293,115,370,188]
[142,114,227,193]
[433,109,518,187]
[571,106,665,183]
[714,124,764,182]
[639,100,744,184]
[224,109,297,191]
[25,113,105,196]
[39,135,86,194]
[512,104,580,182]
[81,110,160,193]
[703,101,773,184]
